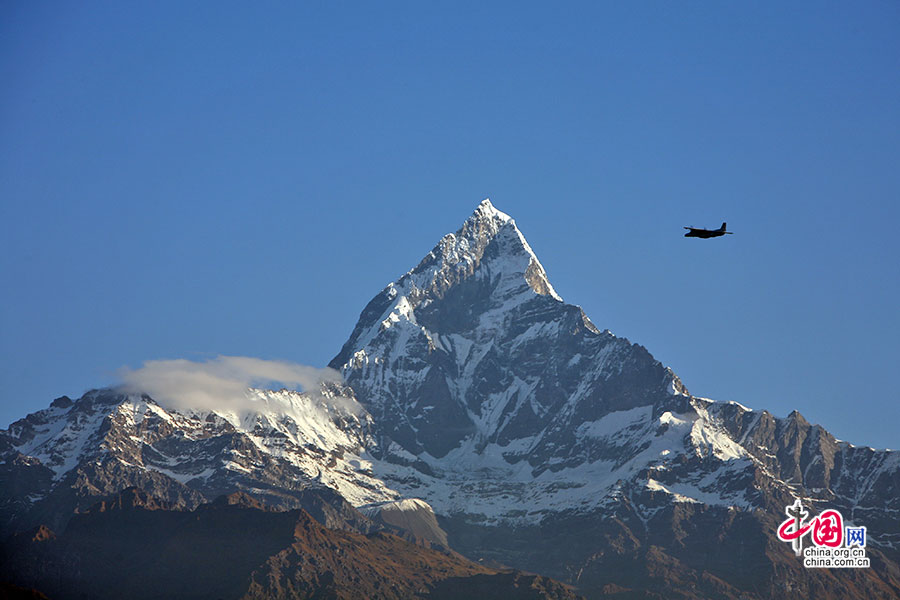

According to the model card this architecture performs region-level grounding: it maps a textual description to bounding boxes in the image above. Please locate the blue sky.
[1,2,898,448]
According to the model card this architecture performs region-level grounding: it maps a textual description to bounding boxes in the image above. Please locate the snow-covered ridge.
[7,394,108,482]
[368,398,758,524]
[2,387,401,509]
[360,497,433,516]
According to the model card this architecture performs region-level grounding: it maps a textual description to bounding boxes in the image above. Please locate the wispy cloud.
[117,356,355,415]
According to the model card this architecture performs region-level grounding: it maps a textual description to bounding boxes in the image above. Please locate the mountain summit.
[333,199,560,366]
[332,200,685,462]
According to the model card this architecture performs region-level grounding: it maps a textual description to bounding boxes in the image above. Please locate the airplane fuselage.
[684,229,726,238]
[684,222,732,238]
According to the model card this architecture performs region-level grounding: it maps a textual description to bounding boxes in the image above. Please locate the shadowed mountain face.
[0,489,582,600]
[331,200,900,599]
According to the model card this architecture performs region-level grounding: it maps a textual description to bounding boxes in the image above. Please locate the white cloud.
[117,355,354,415]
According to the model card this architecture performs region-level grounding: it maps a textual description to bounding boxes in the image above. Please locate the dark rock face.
[0,583,51,600]
[428,572,582,600]
[439,493,900,600]
[0,490,582,600]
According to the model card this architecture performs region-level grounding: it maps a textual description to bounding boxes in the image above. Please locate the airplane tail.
[719,222,727,231]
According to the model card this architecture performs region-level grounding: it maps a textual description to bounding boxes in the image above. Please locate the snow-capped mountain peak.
[333,200,685,463]
[403,198,561,305]
[331,201,568,394]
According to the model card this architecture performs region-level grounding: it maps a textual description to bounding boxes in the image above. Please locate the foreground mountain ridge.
[3,487,582,600]
[2,199,899,598]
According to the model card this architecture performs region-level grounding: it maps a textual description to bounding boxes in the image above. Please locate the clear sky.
[2,2,898,449]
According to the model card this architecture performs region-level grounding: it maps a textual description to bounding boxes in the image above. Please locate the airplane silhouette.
[684,222,733,239]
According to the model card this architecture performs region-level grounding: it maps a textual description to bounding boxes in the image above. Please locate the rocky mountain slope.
[1,488,581,600]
